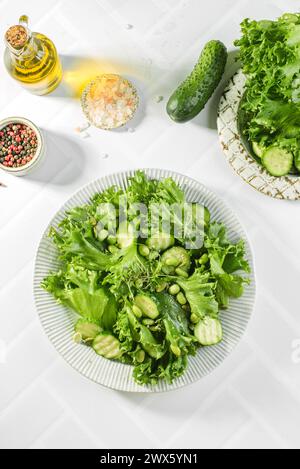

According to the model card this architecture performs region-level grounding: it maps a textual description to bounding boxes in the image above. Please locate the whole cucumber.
[167,40,227,123]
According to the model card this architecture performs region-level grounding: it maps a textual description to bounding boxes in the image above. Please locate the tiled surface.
[1,0,300,449]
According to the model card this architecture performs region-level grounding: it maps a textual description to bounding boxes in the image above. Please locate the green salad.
[42,172,250,385]
[235,13,300,177]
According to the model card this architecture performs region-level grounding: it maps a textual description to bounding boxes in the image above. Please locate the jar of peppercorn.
[0,117,45,176]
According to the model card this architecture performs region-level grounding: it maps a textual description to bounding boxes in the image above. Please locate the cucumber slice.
[294,152,300,173]
[75,319,102,342]
[262,147,293,177]
[93,333,123,360]
[252,142,265,159]
[194,317,223,346]
[146,232,175,252]
[161,247,191,275]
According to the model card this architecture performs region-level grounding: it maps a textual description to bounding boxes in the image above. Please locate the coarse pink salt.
[81,74,139,130]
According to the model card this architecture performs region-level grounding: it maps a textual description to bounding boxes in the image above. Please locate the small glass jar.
[0,117,45,176]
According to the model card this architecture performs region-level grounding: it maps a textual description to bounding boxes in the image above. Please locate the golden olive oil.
[4,16,62,96]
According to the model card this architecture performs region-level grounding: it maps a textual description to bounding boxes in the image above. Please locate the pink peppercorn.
[0,122,38,170]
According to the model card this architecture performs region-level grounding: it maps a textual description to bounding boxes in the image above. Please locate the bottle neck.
[7,33,40,61]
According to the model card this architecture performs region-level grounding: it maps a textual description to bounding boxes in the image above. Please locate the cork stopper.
[5,25,28,49]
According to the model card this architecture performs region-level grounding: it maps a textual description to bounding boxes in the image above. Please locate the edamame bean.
[108,245,119,254]
[132,305,143,318]
[136,350,145,363]
[175,268,189,278]
[149,251,159,261]
[98,229,109,242]
[176,292,187,305]
[139,245,150,257]
[190,313,199,324]
[171,344,181,357]
[142,318,155,326]
[107,235,117,245]
[199,253,209,265]
[169,284,180,296]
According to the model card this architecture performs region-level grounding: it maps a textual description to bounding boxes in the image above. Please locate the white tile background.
[0,0,300,450]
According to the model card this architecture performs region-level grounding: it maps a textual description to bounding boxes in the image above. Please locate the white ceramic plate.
[217,69,300,200]
[34,169,256,393]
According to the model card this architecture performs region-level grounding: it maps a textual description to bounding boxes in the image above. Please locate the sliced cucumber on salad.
[75,319,102,342]
[294,152,300,173]
[252,142,265,159]
[262,147,293,177]
[194,317,223,346]
[93,333,123,360]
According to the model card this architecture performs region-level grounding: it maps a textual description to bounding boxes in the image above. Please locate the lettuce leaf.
[127,171,185,205]
[133,353,188,386]
[127,310,166,360]
[155,293,196,353]
[177,271,219,320]
[103,242,152,297]
[50,228,110,271]
[205,222,250,308]
[235,13,300,168]
[42,264,116,329]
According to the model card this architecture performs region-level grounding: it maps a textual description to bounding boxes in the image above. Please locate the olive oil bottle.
[4,15,62,96]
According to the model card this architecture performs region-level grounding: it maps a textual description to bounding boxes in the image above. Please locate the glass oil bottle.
[4,15,63,96]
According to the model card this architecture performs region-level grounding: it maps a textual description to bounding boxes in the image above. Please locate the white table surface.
[1,0,300,450]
